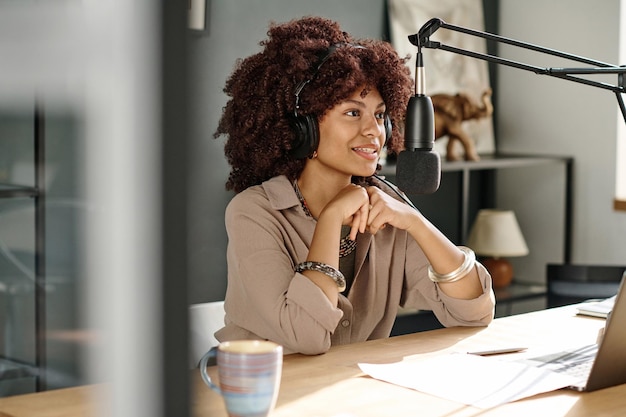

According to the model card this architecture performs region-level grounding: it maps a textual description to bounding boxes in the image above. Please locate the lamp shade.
[466,209,529,258]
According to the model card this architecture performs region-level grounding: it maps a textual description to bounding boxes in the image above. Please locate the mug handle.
[199,347,221,393]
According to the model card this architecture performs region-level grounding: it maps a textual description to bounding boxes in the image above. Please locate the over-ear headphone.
[289,43,392,159]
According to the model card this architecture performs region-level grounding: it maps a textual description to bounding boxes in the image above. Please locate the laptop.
[522,271,626,392]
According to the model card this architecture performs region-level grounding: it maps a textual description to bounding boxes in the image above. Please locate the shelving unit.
[0,185,38,199]
[380,153,573,263]
[0,105,46,395]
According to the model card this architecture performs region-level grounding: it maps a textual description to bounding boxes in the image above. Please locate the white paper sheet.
[359,353,578,409]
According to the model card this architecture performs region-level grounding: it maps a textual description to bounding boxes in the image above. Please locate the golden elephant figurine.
[432,88,493,161]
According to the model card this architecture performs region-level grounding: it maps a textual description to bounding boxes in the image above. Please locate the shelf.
[495,281,547,317]
[0,358,37,381]
[0,184,38,198]
[441,153,573,171]
[494,281,547,304]
[379,153,573,176]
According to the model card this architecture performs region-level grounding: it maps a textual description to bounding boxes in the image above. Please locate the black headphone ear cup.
[289,114,319,159]
[384,115,392,146]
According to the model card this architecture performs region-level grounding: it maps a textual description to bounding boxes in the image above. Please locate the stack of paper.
[359,353,578,409]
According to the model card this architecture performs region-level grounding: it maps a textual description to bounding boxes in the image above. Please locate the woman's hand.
[320,184,370,240]
[321,184,419,239]
[365,186,417,234]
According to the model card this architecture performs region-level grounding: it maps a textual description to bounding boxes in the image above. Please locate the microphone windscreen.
[396,150,441,195]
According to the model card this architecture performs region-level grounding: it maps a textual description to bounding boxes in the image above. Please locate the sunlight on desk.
[271,368,585,417]
[272,376,473,417]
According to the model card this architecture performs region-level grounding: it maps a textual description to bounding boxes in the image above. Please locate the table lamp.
[466,209,529,289]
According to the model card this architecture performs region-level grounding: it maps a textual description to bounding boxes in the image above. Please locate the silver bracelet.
[428,246,476,283]
[296,261,346,291]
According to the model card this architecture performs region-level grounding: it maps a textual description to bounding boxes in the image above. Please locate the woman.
[214,16,495,355]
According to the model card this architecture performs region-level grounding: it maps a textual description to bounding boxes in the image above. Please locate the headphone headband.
[293,43,366,117]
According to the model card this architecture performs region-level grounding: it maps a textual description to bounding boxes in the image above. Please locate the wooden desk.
[1,306,625,417]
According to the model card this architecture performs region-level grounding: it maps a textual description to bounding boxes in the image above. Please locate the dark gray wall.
[187,0,389,303]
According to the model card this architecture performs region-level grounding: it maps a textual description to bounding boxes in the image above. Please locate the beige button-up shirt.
[216,175,495,355]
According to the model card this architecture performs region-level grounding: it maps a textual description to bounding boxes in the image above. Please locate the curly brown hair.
[214,16,413,193]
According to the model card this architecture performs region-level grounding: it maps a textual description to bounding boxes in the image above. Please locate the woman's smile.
[352,144,379,160]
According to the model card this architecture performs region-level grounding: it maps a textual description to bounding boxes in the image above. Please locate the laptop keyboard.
[558,359,594,380]
[527,344,598,381]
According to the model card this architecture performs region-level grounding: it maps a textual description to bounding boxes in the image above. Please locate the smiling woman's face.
[313,87,387,179]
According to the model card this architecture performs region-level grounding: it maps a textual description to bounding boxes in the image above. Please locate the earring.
[309,150,318,159]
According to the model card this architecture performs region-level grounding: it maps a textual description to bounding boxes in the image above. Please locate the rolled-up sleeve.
[218,190,344,355]
[433,262,495,326]
[401,238,495,327]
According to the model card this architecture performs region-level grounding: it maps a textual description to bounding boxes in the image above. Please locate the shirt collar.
[262,175,301,212]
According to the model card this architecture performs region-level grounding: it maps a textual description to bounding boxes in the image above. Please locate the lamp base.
[482,257,514,289]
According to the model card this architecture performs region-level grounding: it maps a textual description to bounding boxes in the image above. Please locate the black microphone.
[395,49,441,195]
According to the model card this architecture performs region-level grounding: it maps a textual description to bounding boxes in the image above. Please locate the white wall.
[497,0,626,283]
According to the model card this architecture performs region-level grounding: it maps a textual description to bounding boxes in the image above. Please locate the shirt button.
[341,319,350,327]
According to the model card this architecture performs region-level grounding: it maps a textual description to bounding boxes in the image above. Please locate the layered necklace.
[293,180,357,258]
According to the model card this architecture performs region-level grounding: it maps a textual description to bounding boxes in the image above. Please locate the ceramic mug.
[200,340,283,417]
